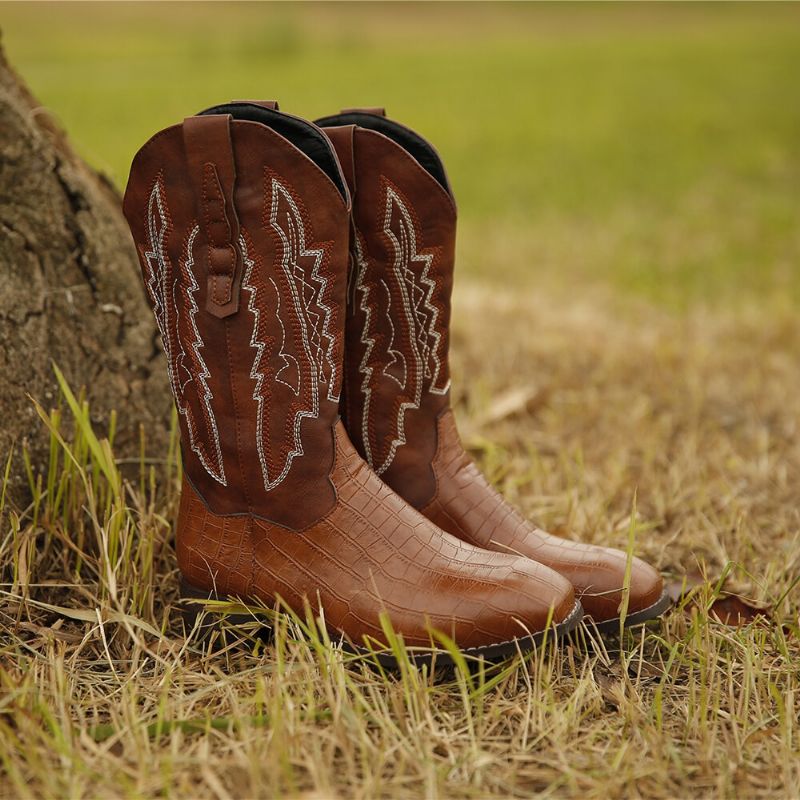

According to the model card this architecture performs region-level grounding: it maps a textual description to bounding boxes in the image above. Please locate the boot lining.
[199,102,347,199]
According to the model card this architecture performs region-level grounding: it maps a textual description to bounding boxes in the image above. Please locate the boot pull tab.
[322,124,357,199]
[341,106,386,117]
[183,114,242,319]
[231,99,280,110]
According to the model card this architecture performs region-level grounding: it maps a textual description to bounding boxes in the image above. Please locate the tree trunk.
[0,40,170,501]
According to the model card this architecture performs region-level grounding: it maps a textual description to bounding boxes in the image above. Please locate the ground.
[0,3,798,798]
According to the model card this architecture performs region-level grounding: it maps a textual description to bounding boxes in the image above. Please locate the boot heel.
[178,578,273,643]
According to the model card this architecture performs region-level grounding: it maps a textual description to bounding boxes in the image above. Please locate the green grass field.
[1,3,799,798]
[3,2,800,304]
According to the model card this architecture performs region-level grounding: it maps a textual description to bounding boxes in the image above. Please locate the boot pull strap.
[183,114,242,319]
[231,99,280,110]
[323,125,357,197]
[341,106,385,117]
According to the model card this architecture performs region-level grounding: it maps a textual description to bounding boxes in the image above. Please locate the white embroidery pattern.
[269,276,300,395]
[357,185,450,474]
[242,233,308,491]
[353,235,378,468]
[143,179,226,485]
[385,186,448,395]
[380,278,406,390]
[244,178,337,492]
[271,178,339,403]
[143,182,171,366]
[366,188,428,474]
[171,233,193,393]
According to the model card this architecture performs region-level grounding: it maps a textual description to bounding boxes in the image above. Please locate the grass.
[2,2,800,305]
[1,3,799,798]
[1,290,798,798]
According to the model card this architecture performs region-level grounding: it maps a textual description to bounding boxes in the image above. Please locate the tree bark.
[0,39,170,501]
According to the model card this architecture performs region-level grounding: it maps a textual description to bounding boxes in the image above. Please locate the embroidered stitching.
[386,185,449,395]
[271,179,339,403]
[356,183,450,475]
[244,176,338,492]
[353,234,378,469]
[181,224,226,484]
[369,186,427,474]
[269,276,301,395]
[143,177,226,485]
[242,232,310,491]
[380,277,406,390]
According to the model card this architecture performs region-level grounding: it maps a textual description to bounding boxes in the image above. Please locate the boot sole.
[583,589,672,636]
[178,579,584,667]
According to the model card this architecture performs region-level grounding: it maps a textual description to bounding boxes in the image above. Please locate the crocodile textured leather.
[122,103,578,651]
[317,108,665,624]
[178,421,576,649]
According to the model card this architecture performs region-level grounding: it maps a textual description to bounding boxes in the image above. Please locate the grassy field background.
[4,1,800,304]
[1,3,799,798]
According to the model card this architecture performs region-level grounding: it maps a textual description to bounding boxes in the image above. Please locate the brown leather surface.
[421,410,663,622]
[178,421,575,649]
[319,115,663,623]
[124,118,347,529]
[182,114,242,318]
[123,108,576,649]
[339,127,454,509]
[323,126,357,196]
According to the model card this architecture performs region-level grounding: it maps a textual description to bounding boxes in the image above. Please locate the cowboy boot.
[121,101,581,662]
[315,108,670,631]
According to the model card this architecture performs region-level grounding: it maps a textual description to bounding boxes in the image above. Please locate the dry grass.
[2,4,797,796]
[1,281,798,799]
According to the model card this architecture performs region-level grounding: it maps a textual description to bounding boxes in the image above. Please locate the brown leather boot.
[121,101,581,662]
[315,108,670,631]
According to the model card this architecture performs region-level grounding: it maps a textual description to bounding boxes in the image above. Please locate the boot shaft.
[123,104,350,529]
[317,110,457,508]
[123,104,583,650]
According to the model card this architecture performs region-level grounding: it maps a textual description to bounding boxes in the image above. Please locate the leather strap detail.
[232,99,280,110]
[183,115,242,318]
[322,125,357,197]
[341,106,386,117]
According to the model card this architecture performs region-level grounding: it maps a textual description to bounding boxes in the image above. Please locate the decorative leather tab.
[341,106,386,117]
[183,114,242,318]
[232,99,280,110]
[322,125,356,196]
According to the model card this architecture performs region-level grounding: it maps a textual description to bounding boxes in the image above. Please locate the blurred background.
[2,1,799,308]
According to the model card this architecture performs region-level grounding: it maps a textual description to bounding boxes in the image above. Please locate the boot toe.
[474,558,578,648]
[628,556,665,613]
[578,549,664,624]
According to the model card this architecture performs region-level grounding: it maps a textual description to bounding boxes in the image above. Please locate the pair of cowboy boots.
[122,100,668,661]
